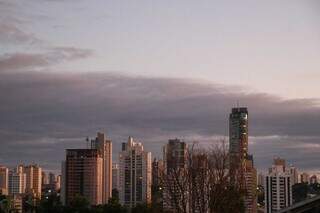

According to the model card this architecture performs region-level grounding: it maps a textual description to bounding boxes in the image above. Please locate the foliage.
[257,185,264,208]
[0,196,14,213]
[102,196,126,213]
[293,183,308,203]
[2,193,155,213]
[131,203,153,213]
[38,193,63,213]
[293,183,320,204]
[65,195,91,213]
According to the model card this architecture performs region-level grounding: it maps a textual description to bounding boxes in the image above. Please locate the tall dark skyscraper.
[229,107,257,213]
[229,107,249,161]
[163,139,187,211]
[163,139,187,173]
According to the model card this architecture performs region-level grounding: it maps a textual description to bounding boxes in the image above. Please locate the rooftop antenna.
[86,136,89,149]
[236,100,240,108]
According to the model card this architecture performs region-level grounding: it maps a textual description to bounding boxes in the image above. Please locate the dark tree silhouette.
[162,141,245,213]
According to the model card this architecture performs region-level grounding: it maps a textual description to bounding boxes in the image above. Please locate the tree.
[102,196,126,213]
[257,185,264,208]
[67,195,91,213]
[293,183,308,203]
[131,203,152,213]
[161,141,245,213]
[0,196,14,213]
[38,193,63,213]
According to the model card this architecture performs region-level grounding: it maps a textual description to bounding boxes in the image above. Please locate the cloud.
[0,1,93,74]
[0,48,93,72]
[0,71,319,172]
[250,135,320,173]
[0,23,40,44]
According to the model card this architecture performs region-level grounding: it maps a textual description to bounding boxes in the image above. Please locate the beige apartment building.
[0,166,9,195]
[23,165,42,198]
[90,132,112,204]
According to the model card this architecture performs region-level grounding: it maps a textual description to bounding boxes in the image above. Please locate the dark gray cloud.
[0,48,93,72]
[0,71,319,173]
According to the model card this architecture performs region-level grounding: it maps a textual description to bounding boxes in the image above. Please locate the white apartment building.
[119,136,151,207]
[265,158,293,213]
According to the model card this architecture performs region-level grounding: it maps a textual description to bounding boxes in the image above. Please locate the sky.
[0,0,320,174]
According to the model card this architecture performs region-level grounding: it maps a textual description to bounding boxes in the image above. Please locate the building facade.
[244,155,258,213]
[0,166,9,195]
[229,107,249,166]
[152,158,163,193]
[90,132,112,204]
[8,170,26,195]
[300,172,309,184]
[310,175,318,184]
[112,163,119,192]
[163,139,187,174]
[64,149,103,205]
[258,173,265,187]
[163,139,187,211]
[119,136,152,207]
[152,158,164,206]
[289,166,299,185]
[229,107,257,213]
[42,171,48,186]
[265,158,293,213]
[23,165,42,198]
[48,172,56,185]
[56,175,61,191]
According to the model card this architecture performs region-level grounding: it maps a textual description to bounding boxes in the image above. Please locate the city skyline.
[1,0,320,175]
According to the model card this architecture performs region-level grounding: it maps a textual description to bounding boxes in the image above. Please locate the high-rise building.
[61,132,112,205]
[0,166,9,195]
[61,161,66,205]
[300,172,309,184]
[64,149,103,205]
[229,107,249,166]
[163,139,187,173]
[42,171,48,186]
[91,132,112,204]
[258,173,265,187]
[163,139,187,211]
[273,158,286,171]
[310,175,317,184]
[119,136,152,207]
[56,175,61,191]
[289,166,299,185]
[152,158,163,192]
[244,155,257,213]
[12,194,23,213]
[8,169,26,195]
[112,163,119,191]
[48,172,56,185]
[265,159,293,213]
[23,165,42,198]
[152,158,164,205]
[229,107,257,213]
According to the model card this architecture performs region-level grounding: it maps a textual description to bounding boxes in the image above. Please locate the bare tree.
[161,140,246,213]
